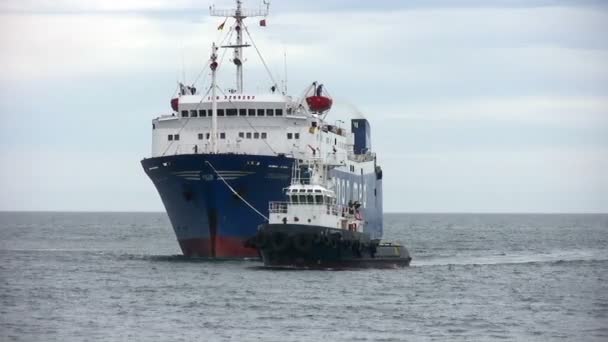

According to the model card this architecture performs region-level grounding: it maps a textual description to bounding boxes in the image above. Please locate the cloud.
[381,148,608,213]
[370,95,608,125]
[1,2,607,212]
[2,0,607,14]
[0,147,163,211]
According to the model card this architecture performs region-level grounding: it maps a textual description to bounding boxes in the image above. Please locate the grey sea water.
[1,212,607,341]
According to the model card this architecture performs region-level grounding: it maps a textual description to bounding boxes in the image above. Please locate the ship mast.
[210,0,269,94]
[210,43,219,153]
[234,0,244,93]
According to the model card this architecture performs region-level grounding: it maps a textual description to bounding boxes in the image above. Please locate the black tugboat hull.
[248,224,411,269]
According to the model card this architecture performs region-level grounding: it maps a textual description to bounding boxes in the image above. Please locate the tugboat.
[247,159,412,269]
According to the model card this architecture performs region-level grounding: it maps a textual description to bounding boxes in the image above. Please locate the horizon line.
[1,210,607,215]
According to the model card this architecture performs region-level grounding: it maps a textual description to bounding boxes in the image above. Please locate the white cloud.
[1,3,607,212]
[381,148,608,213]
[370,95,608,125]
[0,0,197,12]
[0,147,163,211]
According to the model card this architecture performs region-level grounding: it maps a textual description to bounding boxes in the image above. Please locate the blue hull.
[141,153,383,257]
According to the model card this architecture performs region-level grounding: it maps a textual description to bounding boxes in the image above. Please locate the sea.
[1,212,606,341]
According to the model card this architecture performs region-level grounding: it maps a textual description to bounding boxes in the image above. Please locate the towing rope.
[205,160,269,221]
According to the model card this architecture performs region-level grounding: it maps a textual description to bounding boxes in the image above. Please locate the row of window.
[168,132,299,141]
[181,108,283,118]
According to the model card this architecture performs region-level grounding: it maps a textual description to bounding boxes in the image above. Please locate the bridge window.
[181,110,188,117]
[261,132,267,139]
[299,195,306,203]
[292,195,299,204]
[198,133,204,140]
[307,195,314,203]
[226,108,237,116]
[254,132,260,139]
[315,195,323,203]
[220,132,226,139]
[168,135,173,141]
[257,109,264,116]
[190,110,198,117]
[199,109,206,117]
[239,108,246,116]
[206,133,210,139]
[174,134,180,141]
[218,109,225,116]
[287,133,293,139]
[276,109,283,116]
[248,109,255,116]
[246,132,252,139]
[238,132,244,138]
[266,109,274,116]
[294,133,300,139]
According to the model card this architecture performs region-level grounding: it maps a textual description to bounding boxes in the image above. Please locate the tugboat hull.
[249,224,411,269]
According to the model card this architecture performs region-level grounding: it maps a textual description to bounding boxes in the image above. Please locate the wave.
[412,250,608,267]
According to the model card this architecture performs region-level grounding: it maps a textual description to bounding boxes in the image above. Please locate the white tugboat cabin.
[268,174,364,232]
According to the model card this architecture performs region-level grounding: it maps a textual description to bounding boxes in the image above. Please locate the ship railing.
[269,202,289,214]
[172,141,245,155]
[347,151,375,162]
[269,201,360,219]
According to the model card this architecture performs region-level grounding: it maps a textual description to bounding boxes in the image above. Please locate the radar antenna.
[210,0,270,94]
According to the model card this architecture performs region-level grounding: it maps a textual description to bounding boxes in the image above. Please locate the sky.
[0,0,607,213]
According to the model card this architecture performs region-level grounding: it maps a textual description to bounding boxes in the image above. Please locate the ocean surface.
[1,212,607,341]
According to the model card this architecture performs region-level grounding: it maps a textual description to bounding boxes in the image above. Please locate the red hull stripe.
[178,237,258,258]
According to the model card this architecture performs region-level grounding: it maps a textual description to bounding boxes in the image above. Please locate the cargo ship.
[141,0,384,258]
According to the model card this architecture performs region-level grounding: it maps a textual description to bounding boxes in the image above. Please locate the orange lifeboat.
[306,82,332,113]
[306,96,333,113]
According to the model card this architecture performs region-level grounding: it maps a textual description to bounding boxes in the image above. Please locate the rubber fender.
[351,240,360,253]
[271,232,290,251]
[293,234,313,252]
[257,233,270,249]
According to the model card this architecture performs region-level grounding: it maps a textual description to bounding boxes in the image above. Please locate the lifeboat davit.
[170,97,179,112]
[306,96,333,113]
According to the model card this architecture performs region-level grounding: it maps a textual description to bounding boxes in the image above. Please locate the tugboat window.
[261,132,267,139]
[198,133,204,140]
[239,108,247,116]
[246,132,252,139]
[174,134,180,141]
[248,109,256,116]
[266,109,274,116]
[295,133,300,139]
[254,132,260,139]
[257,109,265,116]
[299,195,306,203]
[275,109,283,116]
[292,195,299,204]
[168,135,173,141]
[217,109,225,116]
[287,133,293,139]
[181,110,188,117]
[220,132,226,139]
[238,132,244,138]
[307,194,314,203]
[199,109,206,117]
[315,195,323,203]
[190,110,198,117]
